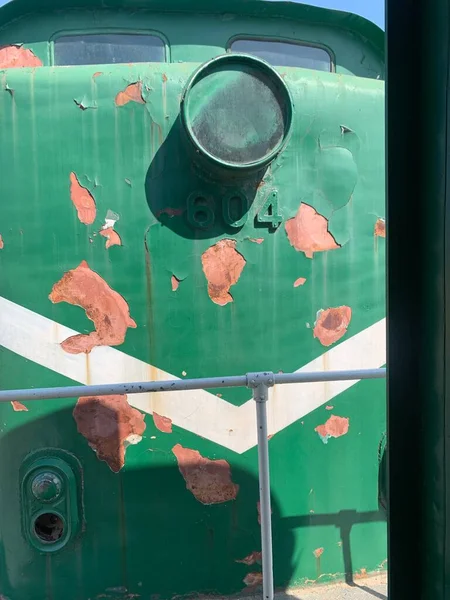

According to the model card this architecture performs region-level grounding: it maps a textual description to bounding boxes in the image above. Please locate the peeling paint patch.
[93,72,103,78]
[115,82,145,106]
[49,260,137,354]
[313,547,324,558]
[0,235,3,249]
[313,306,352,347]
[236,551,262,566]
[243,573,263,587]
[153,412,172,433]
[248,238,264,244]
[0,45,43,68]
[201,239,246,306]
[74,98,97,111]
[11,401,28,412]
[285,203,340,258]
[156,207,184,218]
[73,395,146,472]
[172,444,239,504]
[375,218,386,238]
[315,415,349,444]
[100,228,122,249]
[294,277,307,288]
[326,405,334,411]
[171,275,181,292]
[69,172,96,225]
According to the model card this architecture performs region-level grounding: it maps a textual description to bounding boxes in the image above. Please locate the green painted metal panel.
[0,3,386,599]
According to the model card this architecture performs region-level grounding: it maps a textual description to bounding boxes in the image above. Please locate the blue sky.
[0,0,385,30]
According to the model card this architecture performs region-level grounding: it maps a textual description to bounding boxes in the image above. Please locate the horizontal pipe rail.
[0,368,386,402]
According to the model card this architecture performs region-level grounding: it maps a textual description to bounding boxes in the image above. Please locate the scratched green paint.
[0,2,385,599]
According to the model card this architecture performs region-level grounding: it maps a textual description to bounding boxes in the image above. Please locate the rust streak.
[236,551,262,566]
[313,306,352,347]
[49,260,137,354]
[294,277,307,288]
[285,203,340,258]
[313,547,324,558]
[11,401,28,412]
[0,235,3,249]
[115,82,145,106]
[99,227,122,249]
[172,444,239,504]
[315,415,349,444]
[0,45,43,68]
[153,412,172,433]
[73,395,146,473]
[70,172,96,225]
[201,239,246,306]
[374,218,386,238]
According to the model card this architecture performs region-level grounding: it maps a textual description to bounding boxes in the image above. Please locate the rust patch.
[49,260,137,354]
[315,415,349,444]
[0,235,3,249]
[201,239,246,306]
[156,207,184,218]
[153,412,172,433]
[70,172,96,225]
[0,45,43,68]
[285,203,340,258]
[162,73,168,83]
[73,395,146,473]
[11,401,28,412]
[236,551,262,566]
[172,444,239,504]
[249,238,264,244]
[294,277,307,288]
[313,306,352,347]
[374,218,386,238]
[243,573,263,587]
[171,275,181,292]
[115,82,145,106]
[99,227,122,249]
[326,405,334,411]
[93,71,103,78]
[313,547,324,559]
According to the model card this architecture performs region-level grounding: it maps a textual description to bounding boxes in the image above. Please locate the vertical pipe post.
[254,382,274,600]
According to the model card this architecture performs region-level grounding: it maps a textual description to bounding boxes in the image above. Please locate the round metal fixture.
[181,53,293,174]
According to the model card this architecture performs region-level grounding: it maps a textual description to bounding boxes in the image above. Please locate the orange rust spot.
[315,415,349,443]
[73,395,145,473]
[326,405,334,411]
[172,444,239,504]
[49,260,137,354]
[201,239,246,306]
[249,238,264,244]
[0,45,43,68]
[313,547,324,559]
[313,306,352,347]
[162,73,168,83]
[0,235,3,249]
[294,277,307,288]
[375,218,386,238]
[99,227,122,249]
[69,172,96,225]
[285,203,340,259]
[243,573,263,587]
[153,412,172,433]
[171,275,180,292]
[11,401,28,412]
[236,551,262,566]
[93,71,103,78]
[156,207,184,218]
[115,82,145,106]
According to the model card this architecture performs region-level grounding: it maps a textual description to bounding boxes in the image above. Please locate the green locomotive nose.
[181,54,293,173]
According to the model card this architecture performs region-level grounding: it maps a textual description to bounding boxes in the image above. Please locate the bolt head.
[31,472,63,502]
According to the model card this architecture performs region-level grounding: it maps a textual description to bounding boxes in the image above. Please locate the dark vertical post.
[387,0,449,597]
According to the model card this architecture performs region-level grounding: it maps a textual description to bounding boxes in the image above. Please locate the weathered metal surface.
[0,1,385,599]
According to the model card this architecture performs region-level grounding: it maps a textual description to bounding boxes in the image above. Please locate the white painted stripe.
[0,296,385,454]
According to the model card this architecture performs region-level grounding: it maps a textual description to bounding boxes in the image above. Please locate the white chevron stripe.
[0,296,385,453]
